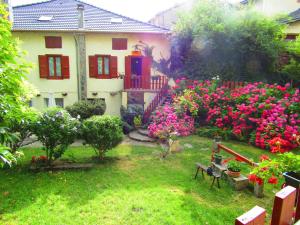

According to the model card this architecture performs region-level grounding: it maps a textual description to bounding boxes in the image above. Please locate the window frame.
[46,54,63,80]
[96,54,111,79]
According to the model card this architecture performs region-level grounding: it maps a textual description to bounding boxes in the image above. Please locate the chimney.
[3,0,14,23]
[77,4,84,29]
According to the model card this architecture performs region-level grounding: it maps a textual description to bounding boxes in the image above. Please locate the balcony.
[124,75,168,91]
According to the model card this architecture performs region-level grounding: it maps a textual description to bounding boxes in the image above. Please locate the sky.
[10,0,239,22]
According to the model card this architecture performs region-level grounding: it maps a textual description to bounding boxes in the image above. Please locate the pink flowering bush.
[173,78,300,152]
[148,104,194,140]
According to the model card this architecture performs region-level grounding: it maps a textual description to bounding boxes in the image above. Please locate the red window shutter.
[110,56,118,78]
[142,56,152,89]
[125,56,131,89]
[89,55,97,78]
[38,55,49,78]
[112,38,127,50]
[61,56,70,79]
[45,36,62,48]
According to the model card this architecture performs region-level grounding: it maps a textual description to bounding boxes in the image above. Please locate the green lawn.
[0,136,287,225]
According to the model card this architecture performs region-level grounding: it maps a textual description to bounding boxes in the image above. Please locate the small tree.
[66,99,106,121]
[81,115,123,160]
[31,108,79,165]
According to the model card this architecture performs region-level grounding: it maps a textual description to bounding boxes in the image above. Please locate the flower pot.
[131,50,142,56]
[214,155,222,165]
[227,170,241,178]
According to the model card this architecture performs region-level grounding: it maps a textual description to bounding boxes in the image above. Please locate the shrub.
[120,105,143,134]
[148,104,195,140]
[6,108,39,152]
[174,80,300,152]
[81,115,123,159]
[31,108,80,165]
[66,99,106,120]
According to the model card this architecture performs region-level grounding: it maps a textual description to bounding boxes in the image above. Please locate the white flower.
[77,115,81,119]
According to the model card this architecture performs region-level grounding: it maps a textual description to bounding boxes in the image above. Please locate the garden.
[1,0,300,224]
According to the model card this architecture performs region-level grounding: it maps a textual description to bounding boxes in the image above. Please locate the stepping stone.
[137,129,149,137]
[128,131,156,143]
[184,143,193,149]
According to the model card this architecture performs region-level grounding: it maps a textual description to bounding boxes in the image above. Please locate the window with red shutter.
[45,36,62,48]
[39,55,70,79]
[112,38,127,50]
[61,56,70,79]
[39,55,49,78]
[110,56,118,78]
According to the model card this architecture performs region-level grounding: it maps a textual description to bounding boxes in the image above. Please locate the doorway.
[131,57,142,76]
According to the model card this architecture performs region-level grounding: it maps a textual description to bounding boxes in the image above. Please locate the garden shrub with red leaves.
[173,78,300,152]
[148,104,194,140]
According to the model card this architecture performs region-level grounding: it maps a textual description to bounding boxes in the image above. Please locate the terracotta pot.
[227,170,241,178]
[132,50,142,56]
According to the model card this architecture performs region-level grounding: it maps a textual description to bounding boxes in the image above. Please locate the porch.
[124,75,168,91]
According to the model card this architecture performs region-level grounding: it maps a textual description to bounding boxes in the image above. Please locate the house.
[240,0,300,40]
[10,0,171,117]
[149,0,196,29]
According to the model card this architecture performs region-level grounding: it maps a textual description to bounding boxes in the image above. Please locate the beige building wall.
[14,32,78,110]
[244,0,300,16]
[13,31,170,116]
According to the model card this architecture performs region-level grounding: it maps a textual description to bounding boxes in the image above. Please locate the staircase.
[142,83,170,124]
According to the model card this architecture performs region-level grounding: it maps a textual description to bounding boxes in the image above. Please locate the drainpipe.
[74,4,87,101]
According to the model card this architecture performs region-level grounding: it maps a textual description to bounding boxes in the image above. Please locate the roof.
[286,8,300,23]
[12,0,170,34]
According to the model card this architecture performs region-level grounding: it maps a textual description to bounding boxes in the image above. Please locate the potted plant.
[133,115,142,129]
[227,160,241,178]
[214,154,222,165]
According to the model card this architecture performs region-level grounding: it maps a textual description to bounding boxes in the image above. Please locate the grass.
[0,136,290,225]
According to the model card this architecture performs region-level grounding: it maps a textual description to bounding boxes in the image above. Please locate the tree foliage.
[172,0,287,82]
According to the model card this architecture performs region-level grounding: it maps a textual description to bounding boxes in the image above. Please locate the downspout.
[74,35,81,101]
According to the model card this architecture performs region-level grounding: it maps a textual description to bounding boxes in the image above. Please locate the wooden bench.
[194,163,221,188]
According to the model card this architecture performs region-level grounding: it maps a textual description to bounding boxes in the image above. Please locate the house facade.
[240,0,300,39]
[11,0,170,116]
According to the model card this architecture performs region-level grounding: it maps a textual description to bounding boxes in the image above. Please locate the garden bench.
[194,163,221,188]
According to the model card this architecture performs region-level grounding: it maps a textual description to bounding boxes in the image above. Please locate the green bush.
[81,115,123,159]
[196,127,233,141]
[66,100,106,120]
[31,108,80,165]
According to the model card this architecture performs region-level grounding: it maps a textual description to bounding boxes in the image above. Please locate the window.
[97,55,110,76]
[44,98,64,107]
[112,38,127,50]
[48,55,62,78]
[285,34,298,41]
[89,55,118,79]
[39,55,70,79]
[45,36,62,48]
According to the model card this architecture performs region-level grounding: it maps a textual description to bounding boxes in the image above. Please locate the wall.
[13,31,170,115]
[286,21,300,34]
[244,0,300,16]
[13,32,78,110]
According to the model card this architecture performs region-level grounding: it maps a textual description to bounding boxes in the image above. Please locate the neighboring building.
[149,0,196,29]
[11,0,170,116]
[240,0,300,39]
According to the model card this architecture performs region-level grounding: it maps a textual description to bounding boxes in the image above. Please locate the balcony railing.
[124,75,168,90]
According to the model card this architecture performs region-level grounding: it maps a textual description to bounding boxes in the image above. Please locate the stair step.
[128,131,156,143]
[137,129,149,137]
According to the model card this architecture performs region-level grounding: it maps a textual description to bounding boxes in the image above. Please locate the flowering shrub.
[173,79,300,152]
[31,155,48,167]
[31,108,80,165]
[249,152,300,186]
[148,104,194,140]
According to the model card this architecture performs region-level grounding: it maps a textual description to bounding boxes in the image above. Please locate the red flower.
[268,176,278,185]
[235,156,244,162]
[256,177,264,185]
[248,174,257,183]
[39,155,47,161]
[260,155,270,162]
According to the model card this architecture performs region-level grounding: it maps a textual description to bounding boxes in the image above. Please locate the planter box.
[283,172,300,189]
